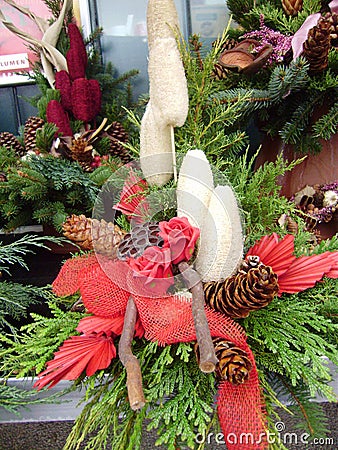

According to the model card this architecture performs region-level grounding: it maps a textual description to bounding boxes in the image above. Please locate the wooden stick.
[178,262,218,373]
[118,296,146,410]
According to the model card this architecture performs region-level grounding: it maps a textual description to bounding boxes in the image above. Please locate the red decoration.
[55,70,72,111]
[46,99,73,136]
[37,253,267,449]
[66,47,86,80]
[128,246,174,295]
[71,78,99,122]
[34,332,116,389]
[245,233,338,294]
[113,169,149,222]
[88,79,102,117]
[159,216,200,264]
[67,23,88,70]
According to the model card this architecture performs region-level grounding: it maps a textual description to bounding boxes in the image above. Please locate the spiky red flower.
[46,99,73,137]
[71,78,101,122]
[55,70,72,111]
[245,233,338,294]
[67,23,87,69]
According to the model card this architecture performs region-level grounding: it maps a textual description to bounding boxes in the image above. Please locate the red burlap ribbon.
[52,254,267,449]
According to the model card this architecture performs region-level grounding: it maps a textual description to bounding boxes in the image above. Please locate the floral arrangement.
[1,1,338,450]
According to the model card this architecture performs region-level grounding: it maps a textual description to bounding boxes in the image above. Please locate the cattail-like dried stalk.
[176,149,214,230]
[140,0,189,186]
[195,185,244,282]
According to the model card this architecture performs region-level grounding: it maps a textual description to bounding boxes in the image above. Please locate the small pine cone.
[63,214,126,257]
[204,262,279,318]
[104,122,130,164]
[67,137,94,171]
[303,14,331,73]
[195,338,252,385]
[117,222,163,260]
[24,116,45,153]
[0,131,25,156]
[212,62,228,80]
[282,0,303,16]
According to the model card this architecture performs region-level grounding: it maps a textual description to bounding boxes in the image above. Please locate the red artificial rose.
[128,246,173,294]
[159,217,200,264]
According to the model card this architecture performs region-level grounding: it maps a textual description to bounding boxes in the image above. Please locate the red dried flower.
[66,47,86,80]
[67,22,87,68]
[71,78,99,122]
[88,79,102,117]
[159,216,200,264]
[34,332,116,389]
[46,99,73,136]
[114,169,149,222]
[128,246,174,294]
[55,70,72,111]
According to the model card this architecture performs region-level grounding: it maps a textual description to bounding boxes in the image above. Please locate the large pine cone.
[0,131,25,156]
[24,116,45,153]
[63,214,126,257]
[195,338,252,385]
[117,222,163,260]
[204,258,279,318]
[282,0,303,16]
[104,121,131,164]
[303,14,331,73]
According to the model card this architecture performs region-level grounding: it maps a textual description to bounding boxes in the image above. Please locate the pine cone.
[104,121,131,164]
[63,214,126,257]
[204,260,279,318]
[212,63,228,80]
[0,131,25,156]
[24,116,45,153]
[195,338,252,385]
[62,136,94,171]
[303,14,331,73]
[117,222,163,260]
[282,0,303,16]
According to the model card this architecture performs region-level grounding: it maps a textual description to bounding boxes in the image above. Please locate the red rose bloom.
[128,246,174,294]
[159,217,200,264]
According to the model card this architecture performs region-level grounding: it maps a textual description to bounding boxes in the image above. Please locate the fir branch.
[312,102,338,140]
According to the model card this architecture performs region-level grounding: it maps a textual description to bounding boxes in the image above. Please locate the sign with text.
[0,0,51,85]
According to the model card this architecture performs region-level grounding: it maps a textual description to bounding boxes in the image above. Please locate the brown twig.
[118,296,146,410]
[178,261,218,373]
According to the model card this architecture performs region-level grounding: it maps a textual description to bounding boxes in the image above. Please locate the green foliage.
[63,341,216,450]
[0,152,99,230]
[242,284,338,400]
[0,300,82,378]
[35,123,58,153]
[0,382,63,415]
